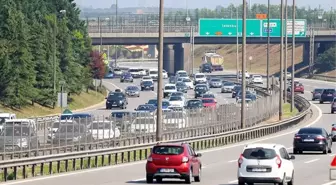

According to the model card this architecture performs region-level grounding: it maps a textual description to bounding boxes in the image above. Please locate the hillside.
[194,44,304,75]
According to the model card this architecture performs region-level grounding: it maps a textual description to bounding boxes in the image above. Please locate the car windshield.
[202,94,215,98]
[143,81,153,85]
[107,93,124,100]
[179,73,188,77]
[177,78,183,81]
[224,82,234,86]
[137,105,155,111]
[162,101,170,106]
[211,79,220,82]
[253,75,262,78]
[165,86,176,90]
[195,86,207,90]
[176,82,185,86]
[243,148,277,160]
[126,86,139,91]
[111,112,131,118]
[114,68,121,72]
[314,89,324,93]
[88,122,111,129]
[152,146,184,155]
[148,99,157,105]
[195,75,205,78]
[171,92,183,97]
[234,86,242,91]
[298,128,322,135]
[182,78,191,82]
[149,70,158,74]
[59,125,85,133]
[133,118,155,124]
[0,117,6,125]
[202,99,215,103]
[187,100,202,107]
[2,126,30,136]
[169,96,182,101]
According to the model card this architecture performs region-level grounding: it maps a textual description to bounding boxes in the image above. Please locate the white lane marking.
[228,160,237,163]
[4,100,322,184]
[321,181,336,185]
[129,178,145,182]
[228,179,238,183]
[329,154,336,157]
[304,158,320,164]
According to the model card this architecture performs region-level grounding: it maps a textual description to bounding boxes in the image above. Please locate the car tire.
[156,177,162,183]
[152,88,154,91]
[141,88,143,91]
[194,168,201,182]
[323,146,328,154]
[288,171,294,185]
[238,180,245,185]
[332,110,334,114]
[293,148,298,154]
[185,168,192,184]
[328,146,332,153]
[279,174,286,185]
[146,175,153,183]
[320,101,323,104]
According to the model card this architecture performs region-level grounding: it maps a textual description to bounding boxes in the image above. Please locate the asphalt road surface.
[9,78,336,185]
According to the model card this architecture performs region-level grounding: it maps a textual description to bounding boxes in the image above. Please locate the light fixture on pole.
[290,0,296,112]
[236,7,239,82]
[284,0,288,103]
[114,0,118,68]
[248,56,253,72]
[156,0,164,142]
[279,0,284,120]
[241,0,247,129]
[266,0,270,91]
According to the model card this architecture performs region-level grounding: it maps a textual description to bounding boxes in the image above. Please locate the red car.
[201,98,217,108]
[294,83,304,94]
[146,142,202,183]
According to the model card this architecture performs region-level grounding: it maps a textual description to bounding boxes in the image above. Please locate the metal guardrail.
[0,92,310,181]
[311,74,336,82]
[0,83,278,161]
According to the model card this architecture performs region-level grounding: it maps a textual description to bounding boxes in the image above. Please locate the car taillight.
[276,155,282,168]
[238,154,243,168]
[182,156,189,163]
[332,127,336,131]
[294,136,301,139]
[316,136,326,140]
[147,157,153,162]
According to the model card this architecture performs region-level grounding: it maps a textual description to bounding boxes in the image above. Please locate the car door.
[280,148,293,178]
[188,145,200,176]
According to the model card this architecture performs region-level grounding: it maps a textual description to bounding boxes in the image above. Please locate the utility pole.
[156,0,164,142]
[99,17,102,53]
[241,0,247,129]
[114,0,118,68]
[309,27,315,76]
[284,0,288,103]
[291,0,296,112]
[279,0,284,120]
[236,7,239,82]
[266,0,270,91]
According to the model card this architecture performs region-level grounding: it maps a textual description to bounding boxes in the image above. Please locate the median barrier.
[0,92,310,182]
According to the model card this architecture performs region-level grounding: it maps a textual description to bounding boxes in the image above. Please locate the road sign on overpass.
[199,19,306,37]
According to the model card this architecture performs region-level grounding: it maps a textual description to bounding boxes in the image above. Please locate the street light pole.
[236,7,239,82]
[156,0,164,142]
[241,0,247,129]
[284,0,288,103]
[291,0,296,112]
[266,0,270,91]
[279,0,284,120]
[114,0,118,68]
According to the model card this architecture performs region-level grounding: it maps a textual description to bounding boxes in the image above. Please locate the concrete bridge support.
[173,43,184,73]
[163,45,175,75]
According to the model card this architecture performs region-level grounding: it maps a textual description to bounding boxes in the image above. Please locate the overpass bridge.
[87,25,336,74]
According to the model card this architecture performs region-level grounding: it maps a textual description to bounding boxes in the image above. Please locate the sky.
[75,0,335,10]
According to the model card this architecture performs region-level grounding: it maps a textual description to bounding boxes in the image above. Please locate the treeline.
[0,0,96,108]
[315,46,336,73]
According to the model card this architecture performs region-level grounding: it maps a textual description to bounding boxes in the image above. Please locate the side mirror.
[105,97,107,99]
[134,108,137,111]
[290,155,295,160]
[311,91,314,93]
[195,153,202,157]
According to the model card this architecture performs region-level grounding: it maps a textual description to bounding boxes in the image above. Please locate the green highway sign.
[199,19,306,37]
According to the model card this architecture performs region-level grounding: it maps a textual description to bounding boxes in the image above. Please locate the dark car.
[311,88,324,101]
[169,76,176,84]
[110,111,134,131]
[134,104,157,115]
[202,93,215,99]
[146,143,202,183]
[236,91,256,101]
[120,72,134,83]
[175,82,188,93]
[320,89,336,103]
[60,113,94,124]
[52,124,93,146]
[147,99,170,109]
[331,97,336,114]
[141,81,154,91]
[293,127,332,154]
[185,99,203,110]
[200,63,212,73]
[194,85,208,98]
[105,92,128,109]
[125,86,140,97]
[232,85,242,98]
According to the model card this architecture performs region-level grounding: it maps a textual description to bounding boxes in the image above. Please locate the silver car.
[221,82,236,93]
[209,78,222,88]
[125,86,140,97]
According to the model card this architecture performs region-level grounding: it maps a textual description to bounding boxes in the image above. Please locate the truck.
[200,51,224,71]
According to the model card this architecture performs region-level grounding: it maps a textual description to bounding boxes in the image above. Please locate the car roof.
[244,143,285,150]
[156,142,188,147]
[195,73,205,75]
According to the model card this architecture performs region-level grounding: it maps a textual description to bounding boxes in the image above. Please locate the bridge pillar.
[174,43,184,74]
[148,45,156,58]
[163,44,175,76]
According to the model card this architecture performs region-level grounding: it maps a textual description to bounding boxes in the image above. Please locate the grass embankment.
[0,149,150,181]
[0,90,106,118]
[283,103,299,119]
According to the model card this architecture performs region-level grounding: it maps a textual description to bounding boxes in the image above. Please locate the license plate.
[304,139,314,142]
[160,169,174,173]
[328,94,332,96]
[252,168,266,172]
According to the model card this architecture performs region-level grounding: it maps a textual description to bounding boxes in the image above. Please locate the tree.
[315,46,336,73]
[89,51,106,79]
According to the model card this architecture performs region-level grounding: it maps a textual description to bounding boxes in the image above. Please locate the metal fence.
[0,86,279,160]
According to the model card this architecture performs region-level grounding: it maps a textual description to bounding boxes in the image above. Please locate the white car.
[250,75,263,84]
[130,117,156,133]
[87,121,121,140]
[141,76,153,83]
[182,78,194,89]
[237,143,295,185]
[113,68,123,75]
[0,113,16,132]
[176,70,188,77]
[128,68,141,77]
[148,69,158,81]
[138,69,147,76]
[162,70,168,79]
[47,120,76,143]
[193,73,207,84]
[163,84,177,98]
[168,96,185,107]
[163,112,188,130]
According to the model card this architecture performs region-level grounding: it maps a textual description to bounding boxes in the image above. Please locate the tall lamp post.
[266,0,270,91]
[156,0,164,142]
[236,7,239,82]
[279,0,284,120]
[241,0,247,129]
[290,0,296,112]
[284,0,288,103]
[53,9,66,97]
[114,0,118,68]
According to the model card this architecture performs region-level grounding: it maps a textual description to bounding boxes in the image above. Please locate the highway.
[3,78,335,185]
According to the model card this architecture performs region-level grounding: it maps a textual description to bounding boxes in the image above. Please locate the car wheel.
[152,88,154,91]
[185,168,192,184]
[279,174,286,185]
[141,88,143,91]
[146,175,153,183]
[288,171,294,185]
[332,110,334,114]
[238,180,245,185]
[194,168,201,182]
[156,177,162,183]
[320,101,323,104]
[323,146,328,154]
[293,148,298,154]
[328,146,332,153]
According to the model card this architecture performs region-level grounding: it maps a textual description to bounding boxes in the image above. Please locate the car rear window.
[298,128,322,135]
[243,148,277,159]
[323,89,336,94]
[153,146,184,155]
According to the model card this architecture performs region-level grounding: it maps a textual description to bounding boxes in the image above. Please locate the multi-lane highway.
[4,76,335,185]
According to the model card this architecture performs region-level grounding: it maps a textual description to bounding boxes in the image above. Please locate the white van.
[149,69,158,81]
[5,119,37,133]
